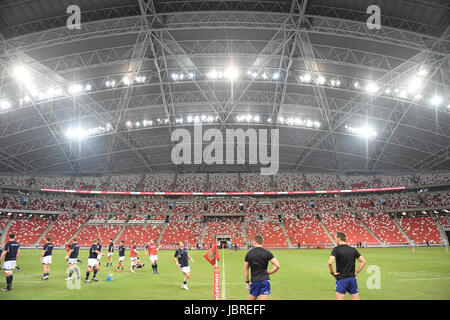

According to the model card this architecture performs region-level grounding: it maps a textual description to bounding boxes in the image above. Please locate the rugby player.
[328,232,366,300]
[85,239,104,283]
[40,237,54,280]
[65,238,81,281]
[145,239,161,274]
[115,240,126,272]
[0,234,20,292]
[106,238,114,267]
[243,235,280,300]
[173,241,194,290]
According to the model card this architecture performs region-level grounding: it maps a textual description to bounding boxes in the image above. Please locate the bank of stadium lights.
[66,124,112,139]
[330,79,341,87]
[0,101,11,110]
[430,95,443,106]
[345,125,377,139]
[365,82,379,94]
[276,116,321,129]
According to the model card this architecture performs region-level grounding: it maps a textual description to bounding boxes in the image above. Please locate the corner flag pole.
[214,255,220,300]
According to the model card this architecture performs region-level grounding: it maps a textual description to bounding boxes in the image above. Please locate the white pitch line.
[397,277,450,281]
[222,248,226,300]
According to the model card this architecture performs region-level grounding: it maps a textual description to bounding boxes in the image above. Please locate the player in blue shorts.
[328,232,366,300]
[244,235,280,300]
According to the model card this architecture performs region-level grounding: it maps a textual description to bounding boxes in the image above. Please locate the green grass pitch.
[0,247,449,300]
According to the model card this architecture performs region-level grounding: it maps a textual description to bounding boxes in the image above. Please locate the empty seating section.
[353,197,384,210]
[88,214,108,224]
[175,173,206,192]
[160,220,202,245]
[210,200,239,214]
[209,173,238,192]
[109,175,141,191]
[128,214,147,223]
[39,214,87,245]
[397,216,442,243]
[101,200,134,213]
[417,173,449,186]
[108,214,128,222]
[274,173,305,191]
[375,175,411,188]
[283,213,332,246]
[203,217,244,246]
[143,174,174,191]
[73,176,108,190]
[305,174,339,190]
[33,176,69,189]
[423,192,450,207]
[358,212,407,244]
[0,173,448,191]
[60,199,98,213]
[241,173,272,192]
[340,175,372,188]
[1,195,23,209]
[244,201,274,213]
[7,218,50,245]
[0,217,9,233]
[172,201,203,213]
[76,225,121,246]
[387,194,419,210]
[436,215,449,228]
[320,212,378,245]
[118,225,163,247]
[245,215,287,248]
[315,198,347,212]
[278,200,310,213]
[150,214,166,221]
[0,175,31,188]
[26,198,59,211]
[137,201,168,214]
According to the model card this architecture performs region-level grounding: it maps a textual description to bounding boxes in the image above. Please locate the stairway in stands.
[33,219,56,246]
[354,211,383,245]
[279,221,293,247]
[0,220,13,243]
[392,217,411,242]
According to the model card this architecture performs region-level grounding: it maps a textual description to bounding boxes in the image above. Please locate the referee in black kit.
[244,235,280,300]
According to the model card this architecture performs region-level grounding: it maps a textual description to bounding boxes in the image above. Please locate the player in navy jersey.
[173,241,194,290]
[244,235,280,300]
[86,239,104,283]
[0,234,20,292]
[114,240,126,272]
[40,238,54,280]
[97,241,103,266]
[65,238,81,281]
[106,239,114,267]
[328,232,366,300]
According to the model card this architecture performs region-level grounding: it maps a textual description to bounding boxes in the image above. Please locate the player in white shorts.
[65,239,81,281]
[85,239,104,283]
[96,241,103,265]
[173,241,194,290]
[106,239,114,267]
[0,234,20,292]
[40,238,54,280]
[145,239,162,274]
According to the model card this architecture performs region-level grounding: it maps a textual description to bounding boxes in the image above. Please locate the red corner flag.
[203,244,220,266]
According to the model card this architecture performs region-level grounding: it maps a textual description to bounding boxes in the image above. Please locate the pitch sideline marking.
[222,248,226,300]
[396,277,450,281]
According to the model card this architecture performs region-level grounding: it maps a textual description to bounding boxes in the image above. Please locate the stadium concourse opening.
[0,0,449,305]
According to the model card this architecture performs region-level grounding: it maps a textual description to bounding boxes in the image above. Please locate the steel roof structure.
[0,0,449,175]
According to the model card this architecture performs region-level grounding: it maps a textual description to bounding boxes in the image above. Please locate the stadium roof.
[0,0,449,175]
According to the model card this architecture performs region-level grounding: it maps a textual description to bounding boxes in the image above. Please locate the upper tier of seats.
[0,172,448,192]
